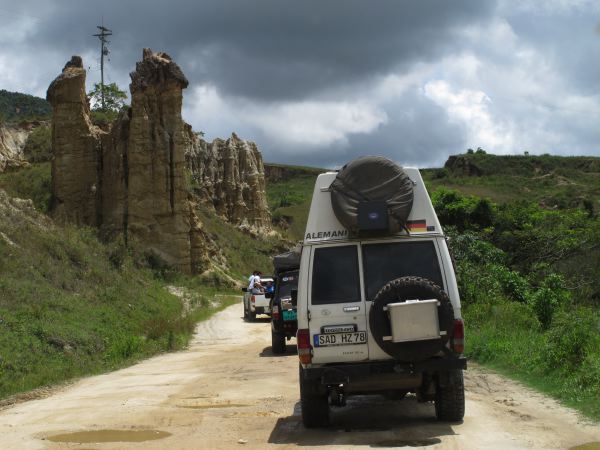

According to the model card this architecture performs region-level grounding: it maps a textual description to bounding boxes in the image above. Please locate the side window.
[362,241,444,301]
[311,246,361,305]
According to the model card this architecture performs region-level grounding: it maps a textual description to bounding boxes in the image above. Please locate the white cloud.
[424,80,515,152]
[184,85,388,151]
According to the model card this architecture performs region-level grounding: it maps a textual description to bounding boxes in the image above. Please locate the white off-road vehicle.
[296,156,466,428]
[242,275,274,321]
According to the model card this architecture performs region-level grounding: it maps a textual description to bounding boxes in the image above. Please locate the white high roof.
[303,168,443,245]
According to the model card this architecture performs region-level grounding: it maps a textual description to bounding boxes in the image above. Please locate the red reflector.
[297,328,312,364]
[272,305,279,320]
[297,329,310,348]
[453,319,465,354]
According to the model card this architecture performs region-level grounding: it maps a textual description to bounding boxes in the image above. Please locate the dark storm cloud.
[259,88,466,169]
[2,0,599,168]
[15,0,496,100]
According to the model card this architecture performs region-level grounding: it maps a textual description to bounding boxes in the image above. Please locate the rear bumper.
[253,306,271,314]
[303,356,467,386]
[272,320,297,336]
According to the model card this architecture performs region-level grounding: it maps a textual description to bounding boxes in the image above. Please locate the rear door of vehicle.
[361,238,446,360]
[308,243,369,364]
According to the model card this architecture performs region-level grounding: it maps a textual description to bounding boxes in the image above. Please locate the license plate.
[282,310,297,321]
[313,331,367,347]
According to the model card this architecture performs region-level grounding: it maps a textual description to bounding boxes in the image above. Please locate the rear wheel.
[299,365,329,428]
[272,330,286,354]
[249,310,256,321]
[435,370,465,422]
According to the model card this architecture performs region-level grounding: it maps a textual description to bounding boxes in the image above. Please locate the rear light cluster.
[297,328,312,364]
[272,305,279,320]
[251,295,256,304]
[453,319,465,354]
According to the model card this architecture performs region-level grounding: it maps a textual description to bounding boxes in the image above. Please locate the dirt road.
[1,302,599,449]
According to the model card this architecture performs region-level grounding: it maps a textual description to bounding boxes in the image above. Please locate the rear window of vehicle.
[276,271,299,299]
[363,241,444,301]
[311,246,361,305]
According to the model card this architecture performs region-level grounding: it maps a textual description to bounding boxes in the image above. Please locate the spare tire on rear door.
[369,276,455,362]
[330,156,414,237]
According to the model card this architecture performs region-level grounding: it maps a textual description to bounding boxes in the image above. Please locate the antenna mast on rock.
[93,24,112,110]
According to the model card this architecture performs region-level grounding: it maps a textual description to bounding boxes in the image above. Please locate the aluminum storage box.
[384,299,440,343]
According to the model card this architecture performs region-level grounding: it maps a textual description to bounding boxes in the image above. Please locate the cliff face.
[47,56,104,226]
[0,124,30,172]
[444,155,482,177]
[46,49,271,274]
[186,132,271,229]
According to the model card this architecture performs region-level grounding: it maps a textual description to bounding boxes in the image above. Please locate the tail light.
[272,304,279,320]
[453,319,465,354]
[297,328,312,364]
[251,295,256,304]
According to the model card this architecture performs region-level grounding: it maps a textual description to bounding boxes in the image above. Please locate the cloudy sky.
[1,0,599,168]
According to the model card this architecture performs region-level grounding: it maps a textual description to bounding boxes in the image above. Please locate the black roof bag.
[330,156,414,236]
[273,247,301,273]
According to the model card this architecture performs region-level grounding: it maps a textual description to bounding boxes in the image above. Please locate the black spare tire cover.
[330,156,414,236]
[369,276,455,362]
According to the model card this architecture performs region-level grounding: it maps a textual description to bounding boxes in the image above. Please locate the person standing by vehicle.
[248,271,257,288]
[252,271,264,294]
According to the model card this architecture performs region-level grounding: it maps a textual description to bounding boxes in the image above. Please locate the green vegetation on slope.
[422,152,600,211]
[266,164,324,242]
[430,187,600,419]
[0,89,51,123]
[0,192,237,400]
[0,163,52,213]
[196,208,288,278]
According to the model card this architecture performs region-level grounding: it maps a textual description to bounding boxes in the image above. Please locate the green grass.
[196,208,289,279]
[0,162,52,213]
[465,302,600,419]
[266,170,321,241]
[0,201,238,400]
[422,153,600,212]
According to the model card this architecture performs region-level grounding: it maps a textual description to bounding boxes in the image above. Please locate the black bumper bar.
[303,357,467,385]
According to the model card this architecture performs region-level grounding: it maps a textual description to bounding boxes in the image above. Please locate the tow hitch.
[330,385,346,407]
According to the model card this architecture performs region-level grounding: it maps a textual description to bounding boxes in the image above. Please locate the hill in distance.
[0,89,52,122]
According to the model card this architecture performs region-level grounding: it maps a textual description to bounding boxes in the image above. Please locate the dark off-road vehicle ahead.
[270,248,301,354]
[296,156,466,428]
[270,269,299,354]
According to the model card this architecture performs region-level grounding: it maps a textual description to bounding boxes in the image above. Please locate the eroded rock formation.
[0,124,30,172]
[47,49,271,274]
[47,56,104,226]
[102,49,194,272]
[186,132,271,229]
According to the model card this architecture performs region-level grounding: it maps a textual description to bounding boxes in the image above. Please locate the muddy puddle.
[45,429,171,443]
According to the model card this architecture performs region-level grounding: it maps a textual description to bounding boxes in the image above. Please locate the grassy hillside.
[265,163,324,242]
[0,185,238,400]
[0,89,51,123]
[422,152,600,210]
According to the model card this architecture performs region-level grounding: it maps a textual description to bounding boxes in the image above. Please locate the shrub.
[432,188,495,231]
[528,274,571,328]
[23,126,52,163]
[543,309,599,371]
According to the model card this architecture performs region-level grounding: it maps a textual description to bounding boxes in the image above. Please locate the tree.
[87,82,127,124]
